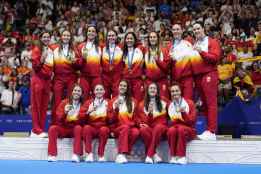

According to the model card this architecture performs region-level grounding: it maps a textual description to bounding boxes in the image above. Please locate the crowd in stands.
[0,0,260,115]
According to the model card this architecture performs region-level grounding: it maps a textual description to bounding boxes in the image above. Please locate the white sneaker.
[85,153,94,162]
[98,156,106,162]
[176,157,188,165]
[47,155,57,162]
[30,131,38,138]
[153,153,162,163]
[198,131,216,141]
[145,156,153,164]
[169,156,178,164]
[30,131,48,138]
[115,154,128,163]
[38,132,48,138]
[72,154,80,163]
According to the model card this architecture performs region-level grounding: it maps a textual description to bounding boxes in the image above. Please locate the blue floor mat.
[1,160,261,174]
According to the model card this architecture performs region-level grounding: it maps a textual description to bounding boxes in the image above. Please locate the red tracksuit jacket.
[108,97,139,128]
[168,40,194,80]
[44,44,79,77]
[101,45,124,74]
[80,98,109,128]
[137,99,169,127]
[144,47,170,81]
[56,99,85,128]
[122,46,144,79]
[168,99,197,128]
[31,45,52,79]
[77,42,102,77]
[191,37,221,75]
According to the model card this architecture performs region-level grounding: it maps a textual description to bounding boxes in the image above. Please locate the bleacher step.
[216,135,233,140]
[3,132,29,137]
[241,135,261,140]
[0,137,261,164]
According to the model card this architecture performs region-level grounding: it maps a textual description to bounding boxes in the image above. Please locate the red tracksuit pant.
[102,73,121,99]
[140,124,168,157]
[145,79,169,99]
[177,76,193,100]
[31,76,50,134]
[195,71,218,133]
[79,76,102,100]
[167,124,195,157]
[48,125,83,156]
[82,125,110,157]
[52,76,77,124]
[113,125,139,154]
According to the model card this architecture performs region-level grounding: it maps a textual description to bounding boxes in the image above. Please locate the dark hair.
[193,21,204,29]
[170,81,182,95]
[105,29,118,50]
[251,61,259,70]
[69,84,83,104]
[37,30,51,52]
[170,81,181,88]
[147,31,160,62]
[172,23,182,28]
[123,32,138,59]
[119,79,133,113]
[86,25,99,52]
[144,82,162,112]
[93,83,105,92]
[58,29,75,56]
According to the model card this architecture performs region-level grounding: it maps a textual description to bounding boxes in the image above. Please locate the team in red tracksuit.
[169,24,194,100]
[101,30,124,98]
[31,31,51,136]
[144,31,170,99]
[167,83,197,164]
[77,26,102,99]
[192,23,221,137]
[108,80,139,163]
[48,85,84,159]
[44,30,79,124]
[137,83,169,163]
[122,32,144,101]
[80,85,110,160]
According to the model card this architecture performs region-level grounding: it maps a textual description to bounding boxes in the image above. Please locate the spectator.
[217,48,236,106]
[254,20,261,56]
[20,41,32,69]
[0,72,6,96]
[233,65,255,101]
[250,61,261,96]
[18,75,30,114]
[159,0,172,20]
[0,79,21,114]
